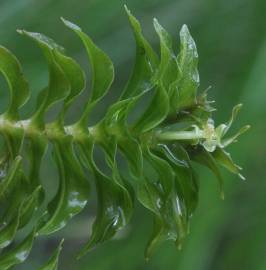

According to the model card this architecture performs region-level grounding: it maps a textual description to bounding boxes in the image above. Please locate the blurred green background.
[0,0,265,269]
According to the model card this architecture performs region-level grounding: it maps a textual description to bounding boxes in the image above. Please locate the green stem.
[156,130,204,141]
[0,115,206,150]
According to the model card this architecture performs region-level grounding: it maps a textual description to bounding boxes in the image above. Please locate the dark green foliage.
[0,7,248,269]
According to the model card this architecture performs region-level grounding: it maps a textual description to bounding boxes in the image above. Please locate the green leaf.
[0,229,35,270]
[0,46,29,120]
[38,133,89,235]
[142,147,183,258]
[133,83,169,133]
[158,144,199,215]
[214,105,250,148]
[215,104,243,138]
[143,146,174,196]
[120,6,158,99]
[0,209,20,249]
[1,174,28,224]
[190,146,224,199]
[0,156,22,200]
[175,24,199,110]
[19,186,43,229]
[221,125,250,148]
[38,239,64,270]
[138,182,184,259]
[212,147,245,180]
[153,18,179,91]
[53,50,85,122]
[1,124,24,160]
[144,216,168,260]
[102,95,144,178]
[62,18,114,126]
[77,141,133,258]
[25,135,47,202]
[123,8,170,134]
[17,30,70,126]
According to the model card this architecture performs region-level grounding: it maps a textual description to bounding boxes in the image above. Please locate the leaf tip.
[16,29,24,35]
[238,173,246,181]
[58,238,65,251]
[153,17,159,25]
[180,24,189,33]
[124,4,129,13]
[61,17,81,31]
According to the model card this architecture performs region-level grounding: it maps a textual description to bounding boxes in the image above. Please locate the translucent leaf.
[38,134,89,235]
[1,125,24,160]
[1,174,27,224]
[53,50,85,123]
[0,208,20,249]
[17,30,70,126]
[156,143,198,216]
[143,146,174,196]
[102,98,134,138]
[19,186,43,229]
[25,135,47,202]
[145,216,168,260]
[212,147,245,180]
[62,18,114,126]
[190,146,224,199]
[142,147,182,258]
[38,239,64,270]
[122,9,169,133]
[77,141,132,258]
[0,229,35,270]
[215,104,243,138]
[153,18,179,90]
[0,46,29,119]
[139,183,183,259]
[175,24,199,110]
[102,95,144,178]
[120,6,158,99]
[118,137,143,178]
[0,156,22,200]
[133,83,169,133]
[221,125,250,147]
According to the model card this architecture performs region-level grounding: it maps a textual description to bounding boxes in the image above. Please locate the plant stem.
[156,130,204,141]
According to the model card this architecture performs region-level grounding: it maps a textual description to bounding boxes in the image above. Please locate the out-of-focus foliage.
[0,0,264,270]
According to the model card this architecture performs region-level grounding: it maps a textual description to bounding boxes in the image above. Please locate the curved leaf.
[133,83,169,133]
[38,239,64,270]
[62,18,114,126]
[19,186,43,229]
[0,156,22,200]
[17,30,70,126]
[77,141,132,258]
[190,146,224,199]
[0,229,35,270]
[143,146,174,196]
[0,46,29,119]
[212,147,245,180]
[175,24,199,110]
[0,209,20,249]
[153,18,179,91]
[121,6,158,99]
[38,133,89,235]
[156,143,198,214]
[53,50,85,122]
